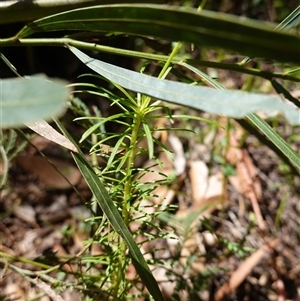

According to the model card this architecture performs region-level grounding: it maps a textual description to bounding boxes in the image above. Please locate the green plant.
[66,79,184,300]
[0,2,299,301]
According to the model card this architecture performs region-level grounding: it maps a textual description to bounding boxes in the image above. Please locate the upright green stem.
[0,251,53,270]
[113,40,184,296]
[158,42,182,79]
[163,0,220,78]
[198,0,208,10]
[123,115,141,224]
[113,113,141,299]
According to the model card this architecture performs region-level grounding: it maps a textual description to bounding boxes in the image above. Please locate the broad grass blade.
[17,4,300,63]
[246,113,300,170]
[69,47,299,125]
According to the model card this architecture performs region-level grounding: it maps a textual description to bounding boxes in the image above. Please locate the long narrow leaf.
[241,5,300,65]
[236,118,300,176]
[276,5,300,30]
[17,4,300,63]
[180,62,300,170]
[246,113,300,170]
[143,120,154,159]
[271,80,300,108]
[0,0,164,24]
[69,47,299,125]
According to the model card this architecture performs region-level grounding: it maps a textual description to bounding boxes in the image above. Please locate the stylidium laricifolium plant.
[66,50,218,298]
[68,76,175,299]
[1,2,299,301]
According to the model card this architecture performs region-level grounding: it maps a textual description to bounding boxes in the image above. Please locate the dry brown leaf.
[61,289,81,301]
[51,243,75,272]
[172,161,225,274]
[227,133,265,230]
[4,283,26,301]
[25,120,77,152]
[229,149,262,202]
[189,160,209,203]
[12,204,38,227]
[0,161,4,175]
[189,160,225,213]
[16,155,81,189]
[227,133,262,200]
[214,238,280,301]
[168,134,186,175]
[35,278,65,301]
[29,135,55,153]
[153,266,177,300]
[179,232,206,275]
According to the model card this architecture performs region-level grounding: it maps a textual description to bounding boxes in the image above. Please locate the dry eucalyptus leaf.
[0,161,3,175]
[214,238,280,301]
[13,204,37,226]
[189,160,224,210]
[16,155,81,189]
[4,283,26,301]
[35,278,65,301]
[25,120,77,152]
[168,134,186,175]
[227,133,265,230]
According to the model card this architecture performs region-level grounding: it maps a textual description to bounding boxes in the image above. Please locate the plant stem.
[112,34,184,298]
[158,42,182,79]
[112,113,141,299]
[0,37,298,82]
[0,251,53,270]
[112,39,183,295]
[123,115,141,226]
